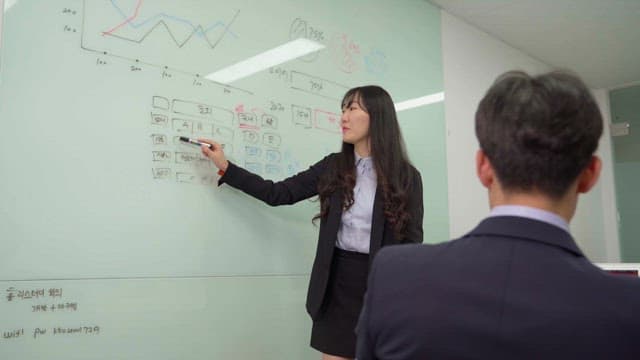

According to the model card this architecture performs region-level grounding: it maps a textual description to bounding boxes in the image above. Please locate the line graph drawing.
[102,17,239,49]
[80,0,251,94]
[101,0,240,50]
[106,0,239,41]
[102,0,144,35]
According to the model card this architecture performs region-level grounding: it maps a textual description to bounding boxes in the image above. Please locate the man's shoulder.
[374,240,457,270]
[377,242,438,257]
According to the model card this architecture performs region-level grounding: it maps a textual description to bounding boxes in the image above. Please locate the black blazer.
[357,216,640,360]
[219,153,423,319]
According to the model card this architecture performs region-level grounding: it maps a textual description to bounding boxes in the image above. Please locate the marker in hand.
[179,136,212,149]
[180,137,228,174]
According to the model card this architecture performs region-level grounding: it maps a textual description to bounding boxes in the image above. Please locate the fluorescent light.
[205,38,325,84]
[395,91,445,112]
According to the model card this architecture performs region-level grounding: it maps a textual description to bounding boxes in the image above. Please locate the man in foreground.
[356,70,640,359]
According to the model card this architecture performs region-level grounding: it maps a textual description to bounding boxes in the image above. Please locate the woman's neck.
[354,141,371,158]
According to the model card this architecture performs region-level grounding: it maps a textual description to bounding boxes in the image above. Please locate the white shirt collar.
[489,205,570,233]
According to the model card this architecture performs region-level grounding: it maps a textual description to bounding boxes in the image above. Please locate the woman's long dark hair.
[313,85,415,240]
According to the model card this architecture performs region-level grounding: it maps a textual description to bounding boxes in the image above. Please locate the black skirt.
[310,247,369,358]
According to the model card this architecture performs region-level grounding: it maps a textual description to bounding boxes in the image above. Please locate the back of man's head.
[475,70,603,199]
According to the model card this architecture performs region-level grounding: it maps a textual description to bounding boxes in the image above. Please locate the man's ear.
[577,156,602,193]
[476,149,495,189]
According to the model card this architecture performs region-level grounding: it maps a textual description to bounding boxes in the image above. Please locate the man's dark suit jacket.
[219,153,423,320]
[357,216,640,359]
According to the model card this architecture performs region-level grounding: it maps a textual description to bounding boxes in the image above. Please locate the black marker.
[179,136,212,149]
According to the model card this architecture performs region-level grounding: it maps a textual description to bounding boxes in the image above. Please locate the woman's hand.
[198,138,229,172]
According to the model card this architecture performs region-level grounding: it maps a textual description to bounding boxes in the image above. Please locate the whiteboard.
[0,0,446,357]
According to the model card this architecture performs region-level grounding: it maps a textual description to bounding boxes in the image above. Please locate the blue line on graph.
[109,0,238,39]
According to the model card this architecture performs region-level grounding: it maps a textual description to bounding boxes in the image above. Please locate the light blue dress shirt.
[336,152,377,254]
[488,205,570,233]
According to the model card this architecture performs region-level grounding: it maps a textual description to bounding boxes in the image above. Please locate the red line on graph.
[102,0,144,36]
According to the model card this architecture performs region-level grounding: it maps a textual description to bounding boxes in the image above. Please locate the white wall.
[441,11,549,236]
[572,90,620,261]
[440,11,619,261]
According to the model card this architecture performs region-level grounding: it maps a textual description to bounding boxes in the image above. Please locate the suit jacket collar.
[369,187,385,256]
[464,216,584,257]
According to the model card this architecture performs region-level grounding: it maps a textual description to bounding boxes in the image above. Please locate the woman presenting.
[200,85,423,360]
